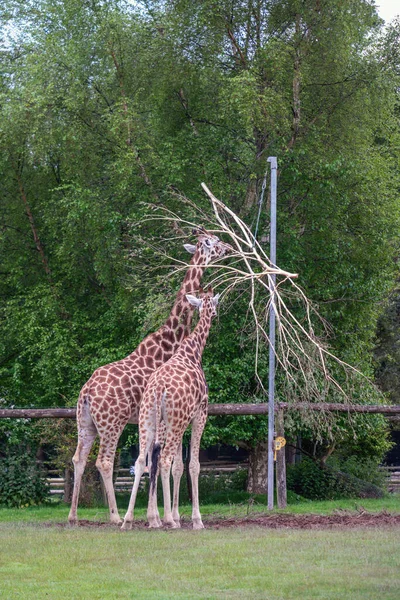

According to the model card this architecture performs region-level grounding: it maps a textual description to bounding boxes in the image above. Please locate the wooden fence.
[47,462,399,497]
[1,402,400,420]
[47,461,248,496]
[2,403,399,507]
[380,466,400,494]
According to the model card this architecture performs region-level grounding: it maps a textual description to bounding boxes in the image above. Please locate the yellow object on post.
[274,436,286,461]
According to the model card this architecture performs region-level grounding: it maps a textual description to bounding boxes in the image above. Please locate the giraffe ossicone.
[68,230,231,526]
[186,292,220,310]
[121,288,219,531]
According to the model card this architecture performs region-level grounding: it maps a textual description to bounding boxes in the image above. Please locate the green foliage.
[197,468,248,503]
[287,457,385,501]
[375,287,400,405]
[0,414,35,451]
[0,452,49,508]
[0,0,399,464]
[328,456,387,489]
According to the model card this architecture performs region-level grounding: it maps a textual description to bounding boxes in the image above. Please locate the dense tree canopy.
[1,1,399,468]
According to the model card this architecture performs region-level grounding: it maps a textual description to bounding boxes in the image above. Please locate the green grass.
[1,497,399,599]
[0,522,399,599]
[0,494,399,523]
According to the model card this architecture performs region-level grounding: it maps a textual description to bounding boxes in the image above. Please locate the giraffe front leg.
[189,409,207,530]
[189,458,204,530]
[171,442,184,527]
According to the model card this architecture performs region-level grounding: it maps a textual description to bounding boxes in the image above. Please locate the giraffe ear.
[186,294,202,309]
[212,294,220,307]
[183,243,197,254]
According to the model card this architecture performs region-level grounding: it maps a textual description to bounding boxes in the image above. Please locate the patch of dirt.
[203,511,400,530]
[48,511,400,530]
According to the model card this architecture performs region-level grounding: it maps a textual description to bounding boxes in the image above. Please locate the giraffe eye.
[204,239,212,248]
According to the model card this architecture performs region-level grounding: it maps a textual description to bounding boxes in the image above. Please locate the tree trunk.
[288,13,302,150]
[247,441,268,493]
[16,172,53,279]
[63,467,72,503]
[286,441,297,465]
[244,177,257,213]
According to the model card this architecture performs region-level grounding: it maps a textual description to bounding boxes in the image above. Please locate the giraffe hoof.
[192,520,205,530]
[121,520,133,531]
[148,519,162,529]
[68,519,78,527]
[163,519,178,529]
[111,516,123,526]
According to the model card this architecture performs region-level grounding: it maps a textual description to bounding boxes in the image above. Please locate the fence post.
[276,409,287,508]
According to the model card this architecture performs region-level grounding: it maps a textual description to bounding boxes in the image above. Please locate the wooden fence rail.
[1,403,400,420]
[46,462,249,496]
[47,463,400,496]
[3,405,396,506]
[380,466,400,493]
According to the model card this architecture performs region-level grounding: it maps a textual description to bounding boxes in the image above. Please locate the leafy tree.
[0,1,399,494]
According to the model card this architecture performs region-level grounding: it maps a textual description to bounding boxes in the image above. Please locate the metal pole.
[267,156,277,510]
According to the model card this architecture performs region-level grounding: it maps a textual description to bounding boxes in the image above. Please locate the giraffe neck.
[182,309,213,363]
[164,251,207,337]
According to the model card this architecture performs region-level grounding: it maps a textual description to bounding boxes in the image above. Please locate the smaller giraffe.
[122,288,219,530]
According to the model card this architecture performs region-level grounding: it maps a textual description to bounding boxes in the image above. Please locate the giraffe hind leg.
[148,420,166,527]
[96,423,127,525]
[123,433,156,530]
[68,401,97,525]
[159,434,185,529]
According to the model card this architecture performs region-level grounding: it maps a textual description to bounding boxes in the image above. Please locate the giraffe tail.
[150,390,167,494]
[150,443,161,494]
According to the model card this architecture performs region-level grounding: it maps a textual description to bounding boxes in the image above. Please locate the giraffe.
[121,288,219,531]
[68,230,230,525]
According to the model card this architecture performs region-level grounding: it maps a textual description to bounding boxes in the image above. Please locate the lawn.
[0,498,399,599]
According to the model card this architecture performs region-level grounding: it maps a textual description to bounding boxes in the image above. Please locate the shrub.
[327,456,387,489]
[287,458,332,500]
[287,457,385,500]
[0,452,49,508]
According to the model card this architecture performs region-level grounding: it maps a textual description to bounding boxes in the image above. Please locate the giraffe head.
[183,226,232,265]
[186,288,220,318]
